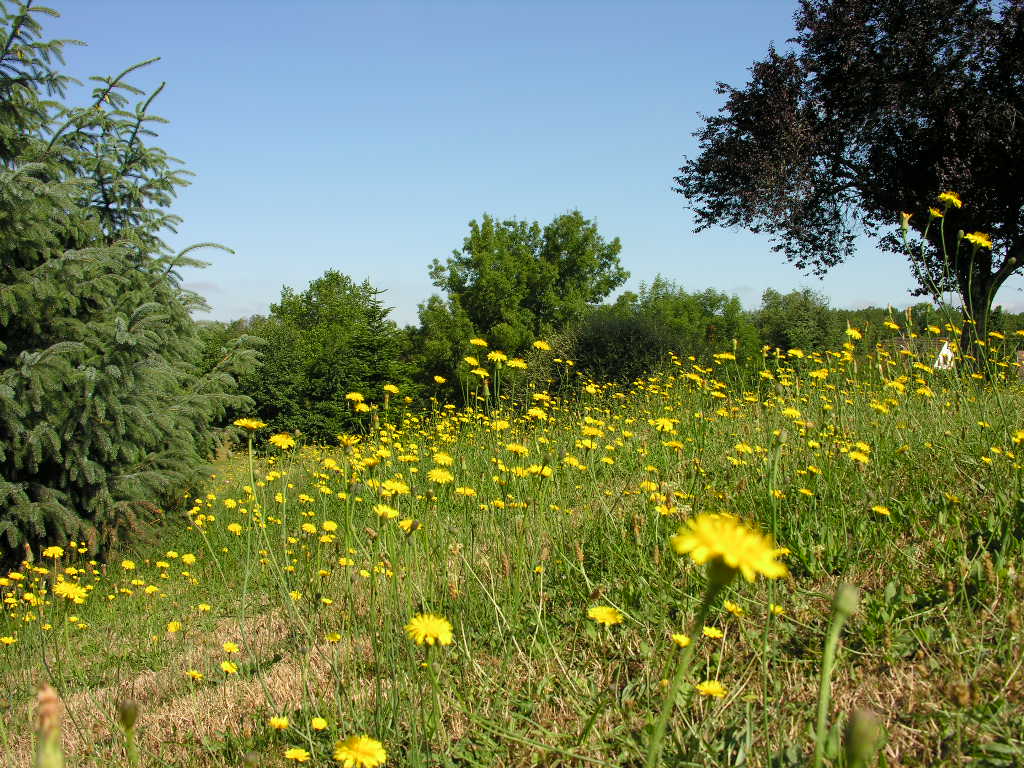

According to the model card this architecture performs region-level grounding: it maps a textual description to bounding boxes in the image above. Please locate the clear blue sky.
[46,0,1024,326]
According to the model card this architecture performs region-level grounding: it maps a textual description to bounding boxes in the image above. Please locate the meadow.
[3,332,1023,767]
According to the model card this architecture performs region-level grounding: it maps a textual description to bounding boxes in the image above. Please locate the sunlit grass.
[3,334,1024,767]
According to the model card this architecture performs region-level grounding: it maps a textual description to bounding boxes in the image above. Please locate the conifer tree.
[0,1,254,556]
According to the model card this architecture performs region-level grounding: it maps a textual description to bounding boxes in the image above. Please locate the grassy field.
[3,336,1024,767]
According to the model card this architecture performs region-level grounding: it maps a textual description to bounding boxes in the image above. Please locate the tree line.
[197,239,1024,443]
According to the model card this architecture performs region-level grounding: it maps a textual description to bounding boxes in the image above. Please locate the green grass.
[3,342,1024,767]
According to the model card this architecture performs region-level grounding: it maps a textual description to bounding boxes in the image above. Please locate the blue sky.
[46,0,1024,326]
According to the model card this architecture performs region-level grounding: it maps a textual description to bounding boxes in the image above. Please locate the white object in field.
[933,341,954,370]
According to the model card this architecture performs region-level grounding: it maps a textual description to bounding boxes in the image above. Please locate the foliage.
[403,294,477,402]
[753,288,842,352]
[574,277,759,380]
[196,316,265,379]
[0,1,253,556]
[428,210,628,352]
[674,0,1024,341]
[240,270,411,442]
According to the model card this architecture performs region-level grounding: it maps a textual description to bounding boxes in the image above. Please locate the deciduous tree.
[429,211,628,351]
[674,0,1024,350]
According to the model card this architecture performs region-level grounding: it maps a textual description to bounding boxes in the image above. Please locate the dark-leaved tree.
[674,0,1024,350]
[0,2,254,556]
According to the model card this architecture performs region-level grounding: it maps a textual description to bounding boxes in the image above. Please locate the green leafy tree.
[428,210,628,352]
[754,288,843,352]
[0,2,253,556]
[674,0,1024,348]
[241,270,411,441]
[404,295,476,400]
[574,278,759,380]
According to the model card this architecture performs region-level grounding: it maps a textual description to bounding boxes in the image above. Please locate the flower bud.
[833,584,860,619]
[35,684,65,768]
[844,708,882,767]
[116,699,140,731]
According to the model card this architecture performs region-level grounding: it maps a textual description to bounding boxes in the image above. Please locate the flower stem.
[813,585,859,768]
[425,645,445,743]
[644,581,723,768]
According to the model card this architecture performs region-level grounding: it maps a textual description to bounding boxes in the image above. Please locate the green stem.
[644,580,724,768]
[425,645,445,743]
[124,727,139,768]
[813,586,858,768]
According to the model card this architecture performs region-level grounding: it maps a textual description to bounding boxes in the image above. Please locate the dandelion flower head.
[269,433,297,450]
[670,513,787,582]
[587,605,624,627]
[333,735,387,768]
[404,613,453,646]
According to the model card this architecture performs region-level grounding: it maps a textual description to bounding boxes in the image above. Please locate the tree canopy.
[674,0,1024,342]
[428,211,628,352]
[240,270,411,442]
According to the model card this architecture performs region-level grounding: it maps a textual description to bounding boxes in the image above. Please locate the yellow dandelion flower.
[285,747,311,762]
[587,605,624,627]
[426,468,454,484]
[671,633,691,648]
[333,735,387,768]
[270,433,296,450]
[695,680,728,698]
[52,581,87,602]
[702,626,724,638]
[220,661,237,675]
[223,641,239,653]
[233,417,266,430]
[404,613,453,646]
[42,546,64,558]
[433,375,447,384]
[269,716,290,730]
[469,337,488,347]
[312,717,329,731]
[670,513,788,583]
[345,392,365,402]
[723,600,743,617]
[937,190,962,208]
[532,340,552,350]
[963,231,992,248]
